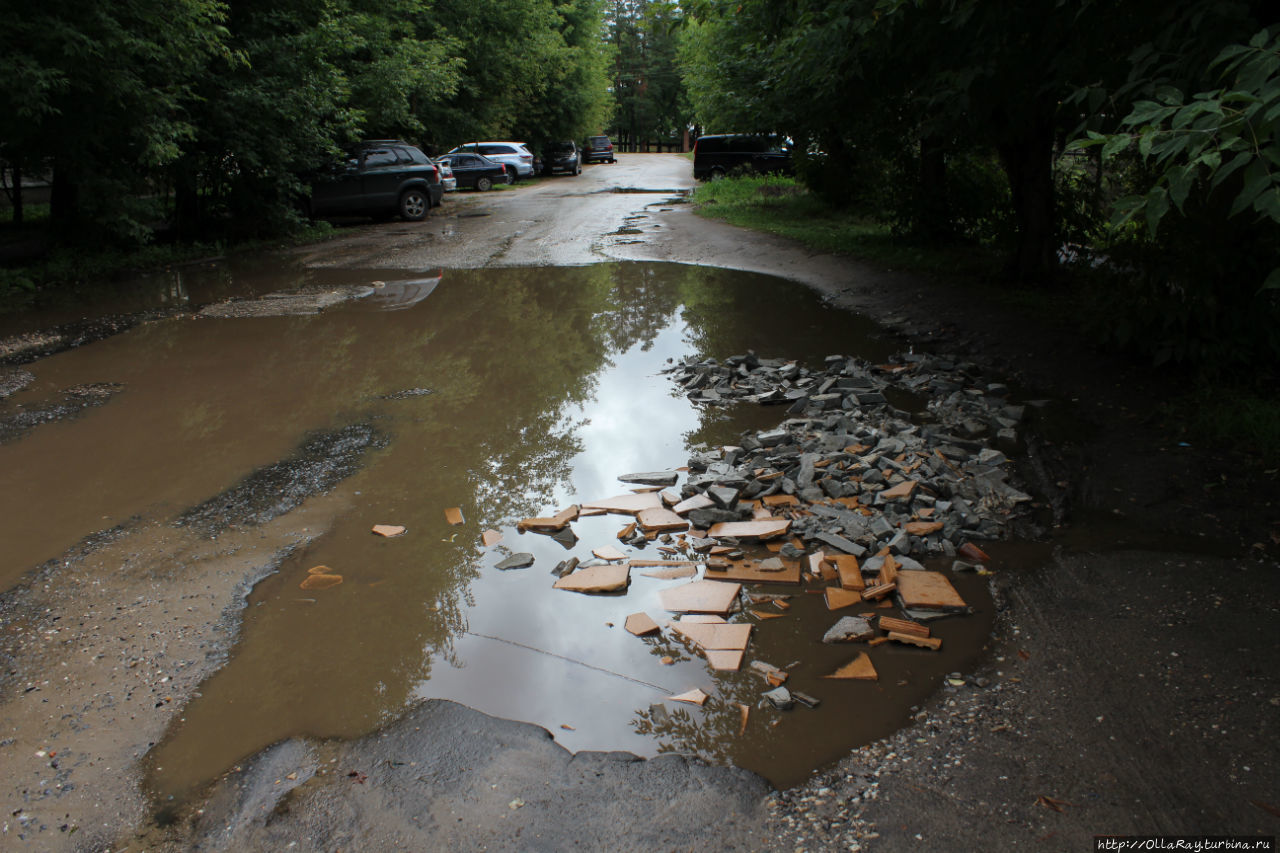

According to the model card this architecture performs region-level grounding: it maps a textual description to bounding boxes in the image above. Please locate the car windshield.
[548,142,575,153]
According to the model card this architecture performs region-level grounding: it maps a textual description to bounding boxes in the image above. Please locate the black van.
[692,134,792,180]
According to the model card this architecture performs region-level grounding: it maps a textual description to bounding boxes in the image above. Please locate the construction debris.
[371,524,406,538]
[553,563,630,593]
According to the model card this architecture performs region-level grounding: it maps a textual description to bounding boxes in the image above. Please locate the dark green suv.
[307,141,443,221]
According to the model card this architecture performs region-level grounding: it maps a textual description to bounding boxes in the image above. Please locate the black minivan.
[691,134,792,180]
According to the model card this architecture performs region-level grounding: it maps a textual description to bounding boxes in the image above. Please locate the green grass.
[690,176,998,277]
[1174,387,1280,464]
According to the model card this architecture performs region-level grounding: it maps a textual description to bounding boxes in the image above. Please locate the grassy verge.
[691,175,1280,462]
[690,175,999,278]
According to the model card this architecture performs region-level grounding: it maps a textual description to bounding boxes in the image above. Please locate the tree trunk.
[916,136,948,241]
[997,124,1057,284]
[50,164,79,230]
[9,162,23,226]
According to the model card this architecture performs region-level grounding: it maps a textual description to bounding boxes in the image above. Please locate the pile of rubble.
[664,351,1033,562]
[500,350,1035,709]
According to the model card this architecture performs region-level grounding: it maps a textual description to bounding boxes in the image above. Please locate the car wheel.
[476,176,493,192]
[574,163,581,176]
[399,189,428,221]
[505,166,517,184]
[709,167,727,181]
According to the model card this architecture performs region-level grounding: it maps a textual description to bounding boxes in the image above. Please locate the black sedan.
[434,153,508,191]
[307,140,443,221]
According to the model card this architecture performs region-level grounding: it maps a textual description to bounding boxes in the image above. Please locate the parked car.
[435,153,509,191]
[306,140,443,221]
[692,134,792,180]
[446,142,535,180]
[582,135,616,164]
[435,158,457,192]
[542,141,581,176]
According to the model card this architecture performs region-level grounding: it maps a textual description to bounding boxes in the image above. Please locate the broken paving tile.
[895,570,968,611]
[878,616,930,638]
[672,494,715,515]
[827,554,864,591]
[581,492,664,515]
[704,649,745,671]
[495,552,535,571]
[659,580,742,615]
[749,660,789,685]
[517,505,579,531]
[958,542,992,563]
[444,507,465,526]
[667,688,709,706]
[888,631,943,650]
[707,519,791,540]
[553,563,630,593]
[300,571,343,590]
[822,615,875,643]
[592,545,627,561]
[624,612,660,636]
[481,529,503,547]
[879,480,918,502]
[904,520,944,536]
[704,557,802,585]
[824,587,863,610]
[641,564,698,580]
[636,506,690,533]
[371,524,406,538]
[823,652,878,681]
[671,621,751,651]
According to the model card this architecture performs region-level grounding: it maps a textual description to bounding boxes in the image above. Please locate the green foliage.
[1075,28,1280,289]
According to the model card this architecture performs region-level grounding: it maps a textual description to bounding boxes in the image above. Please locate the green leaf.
[1211,151,1253,188]
[1229,159,1272,217]
[1167,163,1195,212]
[1145,185,1169,237]
[1102,133,1132,159]
[1253,187,1280,224]
[1261,268,1280,292]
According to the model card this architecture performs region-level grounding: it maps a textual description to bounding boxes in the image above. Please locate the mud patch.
[0,382,123,445]
[0,312,175,365]
[174,424,386,535]
[197,284,374,318]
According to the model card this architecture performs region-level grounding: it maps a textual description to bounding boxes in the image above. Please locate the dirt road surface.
[1,154,1275,852]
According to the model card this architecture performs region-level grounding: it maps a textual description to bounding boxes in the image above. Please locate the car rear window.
[479,145,514,155]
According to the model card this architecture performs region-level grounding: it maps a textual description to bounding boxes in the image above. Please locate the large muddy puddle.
[1,261,997,802]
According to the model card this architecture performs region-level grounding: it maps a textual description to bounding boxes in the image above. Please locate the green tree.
[610,0,690,150]
[0,0,231,240]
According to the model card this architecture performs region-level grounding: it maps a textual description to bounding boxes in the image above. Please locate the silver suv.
[446,142,535,180]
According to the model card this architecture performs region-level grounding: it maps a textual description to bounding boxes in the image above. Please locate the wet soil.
[0,154,1276,851]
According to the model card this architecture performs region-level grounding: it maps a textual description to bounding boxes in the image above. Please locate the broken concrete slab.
[495,552,535,570]
[618,471,680,486]
[672,494,715,515]
[822,615,875,643]
[553,563,630,593]
[763,686,794,710]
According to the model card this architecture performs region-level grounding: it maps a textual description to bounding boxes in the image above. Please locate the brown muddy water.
[1,260,997,805]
